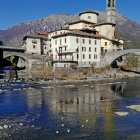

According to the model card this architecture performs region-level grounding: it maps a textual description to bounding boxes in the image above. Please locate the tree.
[126,55,139,69]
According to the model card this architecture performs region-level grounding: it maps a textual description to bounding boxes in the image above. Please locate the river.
[0,70,140,139]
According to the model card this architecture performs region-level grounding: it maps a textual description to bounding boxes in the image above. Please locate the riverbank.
[1,66,140,86]
[31,67,140,86]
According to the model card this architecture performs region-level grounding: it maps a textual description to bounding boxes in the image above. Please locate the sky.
[0,0,139,30]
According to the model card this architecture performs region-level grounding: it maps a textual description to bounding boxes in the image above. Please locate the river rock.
[19,123,23,126]
[0,126,3,130]
[30,125,35,128]
[115,112,129,117]
[126,105,140,112]
[3,125,8,129]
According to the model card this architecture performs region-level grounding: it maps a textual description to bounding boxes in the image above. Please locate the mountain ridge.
[0,11,140,48]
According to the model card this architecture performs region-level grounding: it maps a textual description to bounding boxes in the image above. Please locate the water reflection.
[1,79,140,139]
[20,84,122,139]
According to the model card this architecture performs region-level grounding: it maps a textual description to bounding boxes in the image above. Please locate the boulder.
[126,105,140,112]
[115,112,129,117]
[0,126,3,130]
[3,125,8,129]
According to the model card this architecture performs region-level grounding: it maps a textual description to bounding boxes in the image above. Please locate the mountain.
[0,11,140,48]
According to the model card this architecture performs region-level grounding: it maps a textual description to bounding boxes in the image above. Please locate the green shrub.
[126,56,139,68]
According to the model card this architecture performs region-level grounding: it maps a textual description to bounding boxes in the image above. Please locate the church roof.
[79,10,99,16]
[68,20,96,25]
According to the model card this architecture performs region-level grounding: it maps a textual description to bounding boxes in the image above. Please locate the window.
[89,40,91,44]
[55,48,57,52]
[95,40,97,45]
[89,47,91,52]
[105,42,107,46]
[32,39,37,44]
[55,40,57,45]
[60,32,62,34]
[94,54,97,59]
[55,55,57,59]
[33,45,35,49]
[45,47,46,50]
[83,39,85,44]
[76,47,79,52]
[95,48,97,52]
[60,39,61,46]
[89,54,91,59]
[65,54,67,59]
[108,0,111,7]
[88,16,91,19]
[76,38,79,43]
[65,38,66,43]
[83,54,85,59]
[55,32,57,35]
[112,0,115,7]
[77,54,79,59]
[82,47,86,51]
[65,47,66,51]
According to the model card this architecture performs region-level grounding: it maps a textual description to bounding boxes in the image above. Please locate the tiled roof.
[48,29,70,33]
[52,29,122,44]
[93,22,116,27]
[52,30,100,38]
[23,34,48,40]
[36,32,49,35]
[68,20,96,25]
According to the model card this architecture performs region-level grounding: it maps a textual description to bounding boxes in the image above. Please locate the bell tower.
[106,0,116,24]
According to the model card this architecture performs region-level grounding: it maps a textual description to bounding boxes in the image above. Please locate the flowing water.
[0,70,140,139]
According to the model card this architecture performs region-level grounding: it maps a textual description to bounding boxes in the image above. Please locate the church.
[23,0,124,68]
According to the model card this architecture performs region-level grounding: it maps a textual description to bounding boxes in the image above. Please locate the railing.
[54,58,74,61]
[57,49,77,55]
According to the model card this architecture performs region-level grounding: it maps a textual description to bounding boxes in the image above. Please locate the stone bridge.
[0,46,50,73]
[103,49,140,66]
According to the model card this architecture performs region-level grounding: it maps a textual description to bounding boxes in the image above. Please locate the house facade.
[23,32,50,55]
[52,30,101,68]
[23,8,124,68]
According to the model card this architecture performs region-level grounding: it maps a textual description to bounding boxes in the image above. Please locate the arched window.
[108,0,111,7]
[112,0,115,7]
[94,54,97,59]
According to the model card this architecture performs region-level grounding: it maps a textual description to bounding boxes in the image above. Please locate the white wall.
[25,38,41,54]
[80,13,98,24]
[52,35,101,68]
[95,24,115,39]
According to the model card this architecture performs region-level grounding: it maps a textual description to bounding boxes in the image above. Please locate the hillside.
[0,11,140,48]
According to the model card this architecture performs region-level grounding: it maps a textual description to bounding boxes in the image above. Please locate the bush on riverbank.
[30,63,133,81]
[126,56,139,69]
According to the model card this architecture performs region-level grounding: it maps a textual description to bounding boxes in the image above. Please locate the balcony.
[57,49,77,55]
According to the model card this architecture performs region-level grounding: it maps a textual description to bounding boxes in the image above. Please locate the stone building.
[50,9,123,68]
[23,32,51,55]
[23,0,124,68]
